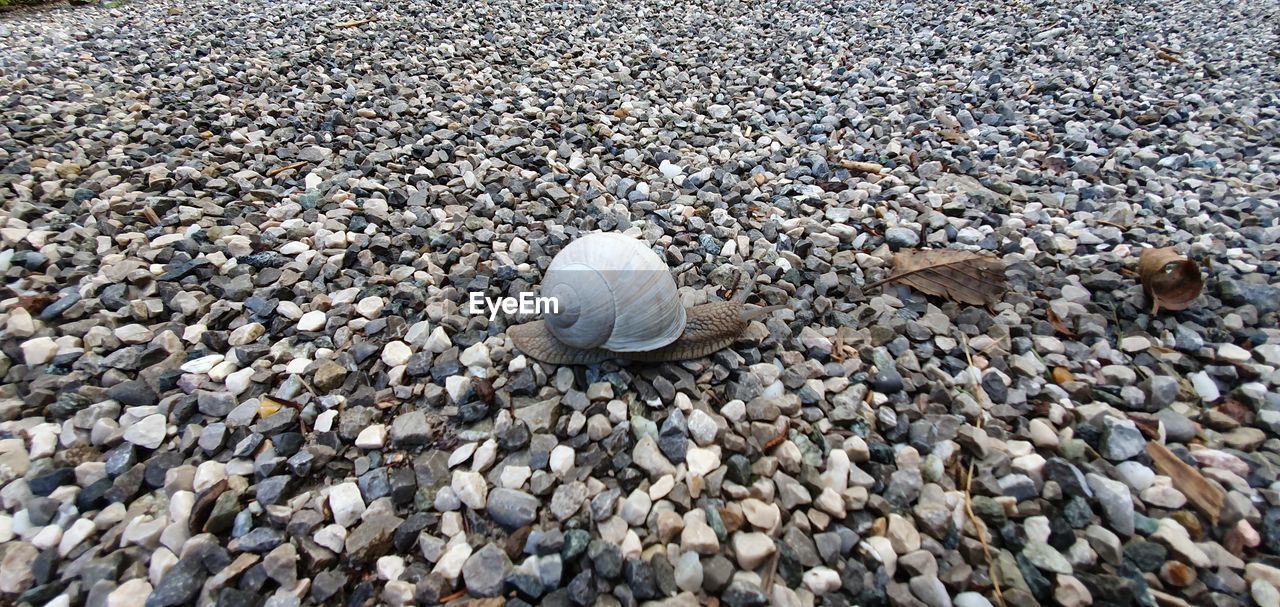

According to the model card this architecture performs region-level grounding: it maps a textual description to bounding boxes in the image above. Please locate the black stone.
[980,372,1008,403]
[1014,553,1051,601]
[652,554,677,598]
[1062,495,1094,529]
[358,467,392,502]
[145,558,207,607]
[624,558,658,600]
[145,452,184,487]
[38,290,81,321]
[1123,540,1167,572]
[394,513,432,553]
[657,410,688,463]
[107,380,158,407]
[28,467,74,496]
[507,572,545,599]
[562,529,589,561]
[567,570,596,606]
[77,477,113,511]
[272,432,304,457]
[722,580,769,607]
[235,527,285,553]
[389,467,417,506]
[869,371,903,393]
[496,421,531,451]
[588,540,623,580]
[255,475,293,506]
[31,548,58,585]
[725,454,752,486]
[216,587,266,607]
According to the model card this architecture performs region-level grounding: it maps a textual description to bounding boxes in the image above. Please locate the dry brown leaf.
[1146,442,1224,526]
[865,249,1007,306]
[1138,247,1203,314]
[1046,309,1075,337]
[1042,156,1069,175]
[1051,367,1073,384]
[16,293,56,314]
[1156,50,1183,64]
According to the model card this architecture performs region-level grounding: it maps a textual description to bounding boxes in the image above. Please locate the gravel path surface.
[2,0,1279,606]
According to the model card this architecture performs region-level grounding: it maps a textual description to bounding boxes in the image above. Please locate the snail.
[508,232,776,365]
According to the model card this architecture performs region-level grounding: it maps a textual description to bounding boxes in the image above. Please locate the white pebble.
[381,341,412,367]
[329,482,365,527]
[355,424,387,449]
[549,445,575,476]
[297,310,327,332]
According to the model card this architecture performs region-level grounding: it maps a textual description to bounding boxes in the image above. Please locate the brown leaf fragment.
[865,249,1007,306]
[1146,442,1225,526]
[1129,416,1162,440]
[16,293,56,314]
[1046,309,1075,337]
[1156,50,1183,64]
[1051,367,1073,385]
[1138,247,1203,314]
[1042,156,1069,175]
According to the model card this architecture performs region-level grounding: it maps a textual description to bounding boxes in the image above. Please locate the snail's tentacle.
[730,272,755,304]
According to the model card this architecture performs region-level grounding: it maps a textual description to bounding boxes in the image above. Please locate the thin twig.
[266,161,309,177]
[334,18,373,28]
[438,590,466,603]
[963,463,1006,607]
[960,334,1005,607]
[761,551,780,590]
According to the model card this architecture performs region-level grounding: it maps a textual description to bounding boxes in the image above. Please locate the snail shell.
[539,232,686,352]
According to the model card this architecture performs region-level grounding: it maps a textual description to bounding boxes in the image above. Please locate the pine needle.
[961,334,1005,607]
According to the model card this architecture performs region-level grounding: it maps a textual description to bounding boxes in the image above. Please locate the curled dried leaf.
[1138,247,1203,314]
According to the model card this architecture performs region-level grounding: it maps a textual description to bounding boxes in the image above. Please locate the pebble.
[732,532,776,569]
[354,424,387,449]
[297,311,326,332]
[123,415,167,449]
[329,482,365,527]
[106,578,152,607]
[548,445,575,476]
[451,471,488,510]
[462,544,511,597]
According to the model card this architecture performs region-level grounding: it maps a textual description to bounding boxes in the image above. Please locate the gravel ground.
[2,0,1280,606]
